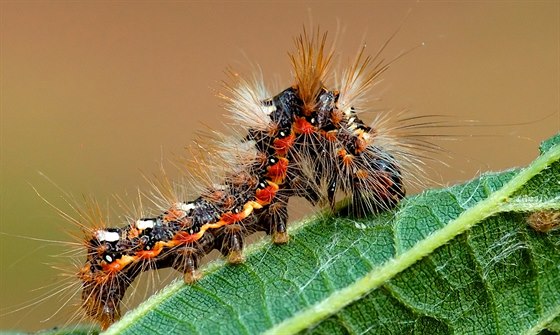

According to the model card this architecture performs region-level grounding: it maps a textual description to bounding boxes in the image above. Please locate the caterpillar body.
[72,29,424,330]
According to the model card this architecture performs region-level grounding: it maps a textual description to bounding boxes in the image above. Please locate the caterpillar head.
[78,228,130,329]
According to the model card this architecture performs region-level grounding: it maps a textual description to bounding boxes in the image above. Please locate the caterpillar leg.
[170,232,215,284]
[270,205,290,244]
[349,154,405,217]
[256,194,290,244]
[218,224,246,264]
[169,246,202,284]
[81,283,122,330]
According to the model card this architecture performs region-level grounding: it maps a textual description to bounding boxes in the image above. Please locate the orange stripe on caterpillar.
[267,157,289,184]
[255,181,279,204]
[273,132,296,155]
[101,255,136,274]
[174,199,269,244]
[136,249,161,260]
[220,201,264,224]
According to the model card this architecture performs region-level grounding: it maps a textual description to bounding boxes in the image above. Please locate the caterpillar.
[51,28,431,330]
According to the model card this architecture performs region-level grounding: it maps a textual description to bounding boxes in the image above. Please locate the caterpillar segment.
[78,32,408,329]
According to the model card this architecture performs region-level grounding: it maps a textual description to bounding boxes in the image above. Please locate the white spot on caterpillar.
[96,230,120,242]
[263,103,276,115]
[135,219,155,230]
[179,203,196,212]
[342,107,353,116]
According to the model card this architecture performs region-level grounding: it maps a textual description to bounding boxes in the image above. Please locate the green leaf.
[546,316,560,333]
[12,134,560,335]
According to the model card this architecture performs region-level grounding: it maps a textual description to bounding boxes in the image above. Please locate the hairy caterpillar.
[68,28,429,330]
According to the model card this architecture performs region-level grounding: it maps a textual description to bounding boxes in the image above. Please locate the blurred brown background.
[1,1,558,332]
